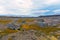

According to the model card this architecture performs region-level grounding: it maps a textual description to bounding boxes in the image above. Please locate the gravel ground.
[0,30,59,40]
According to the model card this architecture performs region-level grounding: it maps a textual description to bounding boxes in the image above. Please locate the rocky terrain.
[0,15,60,40]
[0,30,59,40]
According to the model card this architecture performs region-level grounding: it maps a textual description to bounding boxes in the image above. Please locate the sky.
[0,0,60,17]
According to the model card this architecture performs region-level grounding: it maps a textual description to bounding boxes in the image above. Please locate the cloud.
[32,0,60,9]
[0,6,6,15]
[31,10,50,16]
[53,9,60,14]
[44,0,60,5]
[0,0,33,15]
[32,10,49,13]
[0,0,60,16]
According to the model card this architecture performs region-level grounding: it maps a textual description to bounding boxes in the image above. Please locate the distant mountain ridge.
[0,15,60,18]
[39,15,60,17]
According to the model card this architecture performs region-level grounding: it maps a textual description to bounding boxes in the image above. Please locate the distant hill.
[39,15,60,18]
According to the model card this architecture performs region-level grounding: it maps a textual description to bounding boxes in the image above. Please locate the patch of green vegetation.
[40,27,60,35]
[8,38,13,40]
[0,29,18,38]
[0,31,7,38]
